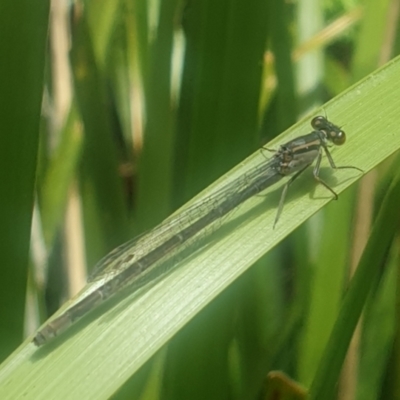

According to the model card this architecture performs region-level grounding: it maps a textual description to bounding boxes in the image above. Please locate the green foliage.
[0,0,50,361]
[1,0,400,399]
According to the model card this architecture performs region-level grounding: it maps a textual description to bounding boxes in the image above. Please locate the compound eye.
[331,131,346,145]
[311,116,326,130]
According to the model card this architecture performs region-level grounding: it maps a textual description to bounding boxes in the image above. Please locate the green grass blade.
[1,55,400,399]
[309,160,400,400]
[0,0,49,361]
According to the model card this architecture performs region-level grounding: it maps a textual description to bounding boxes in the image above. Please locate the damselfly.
[33,116,362,346]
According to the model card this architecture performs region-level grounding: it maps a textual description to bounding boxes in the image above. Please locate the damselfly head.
[311,116,346,146]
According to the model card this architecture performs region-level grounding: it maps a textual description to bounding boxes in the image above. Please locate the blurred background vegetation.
[1,0,400,399]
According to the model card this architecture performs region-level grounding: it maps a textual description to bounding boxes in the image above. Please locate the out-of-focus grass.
[1,1,400,400]
[0,0,49,361]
